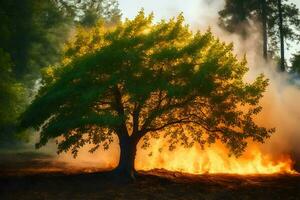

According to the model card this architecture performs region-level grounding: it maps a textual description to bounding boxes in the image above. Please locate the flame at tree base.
[49,138,297,175]
[135,140,297,175]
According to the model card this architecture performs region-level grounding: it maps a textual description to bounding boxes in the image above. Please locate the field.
[0,152,300,200]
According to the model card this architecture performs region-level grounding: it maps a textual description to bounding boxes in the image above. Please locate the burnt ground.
[0,152,300,200]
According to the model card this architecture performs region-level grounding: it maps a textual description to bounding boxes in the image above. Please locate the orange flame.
[53,137,296,175]
[135,140,296,174]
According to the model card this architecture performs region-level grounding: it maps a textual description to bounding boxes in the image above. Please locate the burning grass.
[0,152,300,199]
[136,141,297,175]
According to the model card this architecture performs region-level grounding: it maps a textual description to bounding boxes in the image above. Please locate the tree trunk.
[113,134,138,180]
[277,0,285,71]
[261,0,268,60]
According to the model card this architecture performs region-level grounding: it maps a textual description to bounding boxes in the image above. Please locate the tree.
[219,0,257,38]
[0,0,73,79]
[0,0,121,146]
[268,0,300,71]
[0,0,73,145]
[262,0,268,59]
[20,12,274,179]
[219,0,267,56]
[59,0,121,27]
[277,0,285,71]
[219,0,300,71]
[0,49,26,143]
[291,53,300,74]
[0,0,121,80]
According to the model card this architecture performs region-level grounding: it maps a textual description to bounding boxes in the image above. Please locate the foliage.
[0,0,73,79]
[21,11,274,158]
[0,0,75,145]
[219,0,300,57]
[267,1,300,52]
[291,53,300,74]
[0,49,26,140]
[219,0,258,37]
[58,0,121,27]
[0,0,121,80]
[0,0,121,145]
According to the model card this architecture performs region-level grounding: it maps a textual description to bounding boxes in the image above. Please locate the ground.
[0,152,300,200]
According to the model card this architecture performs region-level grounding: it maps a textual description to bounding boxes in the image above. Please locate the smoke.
[208,17,300,164]
[28,132,119,169]
[177,0,300,159]
[255,64,300,159]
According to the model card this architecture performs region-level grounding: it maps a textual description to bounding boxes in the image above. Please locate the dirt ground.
[0,152,300,200]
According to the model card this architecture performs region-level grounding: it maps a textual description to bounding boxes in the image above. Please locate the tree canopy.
[21,11,274,178]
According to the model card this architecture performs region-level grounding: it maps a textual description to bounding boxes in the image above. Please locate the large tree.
[21,12,274,179]
[219,0,300,71]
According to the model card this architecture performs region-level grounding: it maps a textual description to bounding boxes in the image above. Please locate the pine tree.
[291,53,300,74]
[219,0,300,71]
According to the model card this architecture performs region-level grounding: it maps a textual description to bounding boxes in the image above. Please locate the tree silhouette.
[291,53,300,74]
[219,0,300,71]
[21,11,274,179]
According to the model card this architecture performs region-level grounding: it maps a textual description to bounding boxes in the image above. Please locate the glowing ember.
[135,140,296,175]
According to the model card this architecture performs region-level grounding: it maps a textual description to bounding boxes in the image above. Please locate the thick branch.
[140,95,194,133]
[142,118,190,133]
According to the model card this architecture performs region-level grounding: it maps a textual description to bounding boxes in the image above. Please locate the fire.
[51,136,296,175]
[135,139,296,174]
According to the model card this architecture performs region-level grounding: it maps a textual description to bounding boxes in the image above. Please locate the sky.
[118,0,300,61]
[291,0,300,8]
[118,0,223,27]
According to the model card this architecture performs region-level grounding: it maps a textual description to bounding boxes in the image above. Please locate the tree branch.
[140,95,194,133]
[142,118,190,133]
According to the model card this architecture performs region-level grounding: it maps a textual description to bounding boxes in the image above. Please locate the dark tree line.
[219,0,300,72]
[0,0,121,145]
[0,0,121,79]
